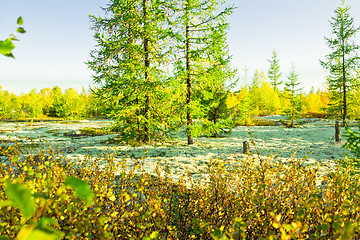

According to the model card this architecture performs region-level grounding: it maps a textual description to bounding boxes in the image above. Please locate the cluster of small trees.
[228,0,360,126]
[0,87,97,119]
[227,44,360,127]
[87,0,236,144]
[226,67,330,126]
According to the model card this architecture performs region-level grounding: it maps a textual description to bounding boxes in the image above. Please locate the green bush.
[1,143,360,239]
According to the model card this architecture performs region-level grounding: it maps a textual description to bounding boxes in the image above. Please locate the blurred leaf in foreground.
[65,176,94,206]
[4,182,36,220]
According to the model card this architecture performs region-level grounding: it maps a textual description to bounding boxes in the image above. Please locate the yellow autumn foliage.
[225,85,336,124]
[304,92,325,113]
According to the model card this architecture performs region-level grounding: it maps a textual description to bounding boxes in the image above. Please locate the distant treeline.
[1,80,359,121]
[0,86,103,120]
[227,70,360,125]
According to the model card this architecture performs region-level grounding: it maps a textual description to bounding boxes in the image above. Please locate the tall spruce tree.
[320,0,360,125]
[173,0,234,144]
[284,64,303,128]
[267,50,282,92]
[87,0,174,143]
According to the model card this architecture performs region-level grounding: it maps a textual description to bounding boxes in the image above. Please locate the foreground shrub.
[1,143,360,239]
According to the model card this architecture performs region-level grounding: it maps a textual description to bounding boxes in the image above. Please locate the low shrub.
[1,143,360,239]
[279,119,298,128]
[252,118,276,126]
[233,118,276,127]
[304,112,329,119]
[79,127,113,137]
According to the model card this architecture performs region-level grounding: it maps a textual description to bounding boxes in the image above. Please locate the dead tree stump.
[243,141,250,154]
[335,120,341,142]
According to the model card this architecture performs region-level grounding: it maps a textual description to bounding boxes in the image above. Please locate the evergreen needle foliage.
[267,50,283,92]
[88,0,236,144]
[170,0,236,144]
[320,0,360,125]
[87,0,176,143]
[284,64,303,127]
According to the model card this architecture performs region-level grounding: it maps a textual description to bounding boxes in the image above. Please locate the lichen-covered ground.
[0,117,356,181]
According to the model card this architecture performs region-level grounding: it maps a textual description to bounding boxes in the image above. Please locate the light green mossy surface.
[0,117,355,182]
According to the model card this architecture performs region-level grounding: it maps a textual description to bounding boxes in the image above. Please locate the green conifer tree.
[284,64,303,127]
[267,50,283,92]
[320,0,360,125]
[173,0,234,144]
[87,0,174,143]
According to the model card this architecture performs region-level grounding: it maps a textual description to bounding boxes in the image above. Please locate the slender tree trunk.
[342,50,347,126]
[143,0,150,143]
[185,3,193,145]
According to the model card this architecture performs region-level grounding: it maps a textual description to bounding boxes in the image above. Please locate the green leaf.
[0,200,15,208]
[4,182,36,219]
[64,176,94,206]
[36,217,58,227]
[4,52,15,59]
[0,38,15,56]
[17,27,26,34]
[17,224,64,240]
[17,16,24,26]
[150,231,159,239]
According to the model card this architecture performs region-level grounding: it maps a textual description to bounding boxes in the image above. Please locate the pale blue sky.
[1,0,360,94]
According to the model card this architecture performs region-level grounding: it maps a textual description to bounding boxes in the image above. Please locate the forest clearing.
[0,116,355,180]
